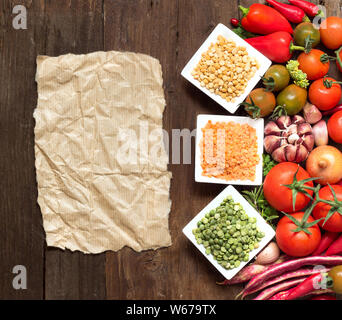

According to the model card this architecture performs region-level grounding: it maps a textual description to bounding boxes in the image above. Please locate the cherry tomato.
[263,162,314,213]
[231,18,240,27]
[264,65,290,92]
[313,185,342,232]
[320,16,342,50]
[294,22,320,48]
[297,49,330,81]
[245,88,276,118]
[328,110,342,144]
[277,84,307,116]
[276,212,321,257]
[309,77,342,111]
[329,265,342,294]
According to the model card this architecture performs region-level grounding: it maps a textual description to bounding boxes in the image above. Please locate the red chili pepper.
[231,18,240,28]
[266,0,309,24]
[239,4,293,35]
[288,0,323,18]
[246,32,304,63]
[286,272,332,300]
[310,294,337,300]
[312,232,340,256]
[324,234,342,256]
[322,105,342,116]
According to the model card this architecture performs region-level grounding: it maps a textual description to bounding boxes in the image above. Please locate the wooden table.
[1,0,341,300]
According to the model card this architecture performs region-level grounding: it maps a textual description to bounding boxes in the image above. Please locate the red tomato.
[320,17,342,50]
[297,49,330,81]
[263,162,314,213]
[276,212,321,257]
[313,185,342,232]
[309,77,342,111]
[328,110,342,144]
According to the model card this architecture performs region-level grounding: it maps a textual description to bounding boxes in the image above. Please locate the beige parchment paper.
[34,51,172,254]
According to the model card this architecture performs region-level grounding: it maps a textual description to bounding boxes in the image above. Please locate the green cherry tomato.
[328,265,342,294]
[276,84,308,116]
[294,22,320,48]
[264,65,290,92]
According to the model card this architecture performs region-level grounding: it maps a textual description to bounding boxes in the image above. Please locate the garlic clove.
[288,133,300,145]
[292,115,306,125]
[303,102,322,125]
[285,144,297,162]
[276,116,291,129]
[272,145,287,162]
[295,144,309,163]
[297,123,312,136]
[264,121,282,136]
[312,120,329,146]
[286,124,298,137]
[302,133,315,151]
[264,135,282,154]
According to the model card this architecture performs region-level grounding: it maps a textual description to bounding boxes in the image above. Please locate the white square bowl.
[195,114,264,186]
[182,185,276,280]
[181,23,272,114]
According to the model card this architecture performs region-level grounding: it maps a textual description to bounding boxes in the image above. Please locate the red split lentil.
[200,120,260,181]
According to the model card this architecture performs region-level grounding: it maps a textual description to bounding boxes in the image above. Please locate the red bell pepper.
[324,234,342,256]
[288,0,323,18]
[312,232,340,256]
[266,0,309,24]
[246,32,304,63]
[239,3,293,35]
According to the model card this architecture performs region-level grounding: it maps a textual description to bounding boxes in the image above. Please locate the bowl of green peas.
[182,185,275,280]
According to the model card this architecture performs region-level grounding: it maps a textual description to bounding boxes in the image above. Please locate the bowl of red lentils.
[181,23,272,114]
[195,114,264,185]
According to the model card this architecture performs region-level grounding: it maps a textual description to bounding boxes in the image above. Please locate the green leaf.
[322,207,337,227]
[283,212,301,227]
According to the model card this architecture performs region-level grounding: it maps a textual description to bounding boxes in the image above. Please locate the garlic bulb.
[264,115,314,163]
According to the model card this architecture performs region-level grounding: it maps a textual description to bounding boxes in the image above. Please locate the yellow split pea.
[191,35,260,103]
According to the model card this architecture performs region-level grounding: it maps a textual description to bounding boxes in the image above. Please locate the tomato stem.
[314,184,342,227]
[335,46,342,72]
[323,77,342,88]
[282,167,321,211]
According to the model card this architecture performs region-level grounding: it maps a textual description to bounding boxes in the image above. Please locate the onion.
[264,116,314,163]
[312,120,329,146]
[303,102,322,124]
[306,146,342,185]
[255,242,280,265]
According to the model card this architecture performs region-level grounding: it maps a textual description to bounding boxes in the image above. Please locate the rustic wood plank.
[43,0,106,300]
[104,0,243,300]
[0,0,46,299]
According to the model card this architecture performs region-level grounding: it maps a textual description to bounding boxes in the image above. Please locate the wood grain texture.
[1,0,342,300]
[43,0,106,300]
[0,0,46,299]
[104,0,242,300]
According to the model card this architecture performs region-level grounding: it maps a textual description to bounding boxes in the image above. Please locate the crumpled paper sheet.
[34,51,172,254]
